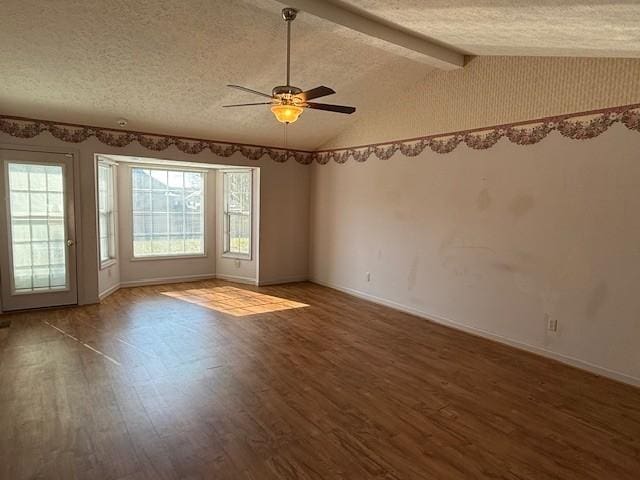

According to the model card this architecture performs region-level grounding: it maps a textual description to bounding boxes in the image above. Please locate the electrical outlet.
[366,272,371,282]
[547,317,558,332]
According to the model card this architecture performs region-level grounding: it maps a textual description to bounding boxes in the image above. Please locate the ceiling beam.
[275,0,464,70]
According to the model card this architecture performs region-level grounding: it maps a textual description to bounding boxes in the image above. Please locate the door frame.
[0,143,81,311]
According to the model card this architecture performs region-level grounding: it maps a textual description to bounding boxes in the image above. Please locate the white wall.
[258,161,310,285]
[98,261,120,299]
[310,125,640,385]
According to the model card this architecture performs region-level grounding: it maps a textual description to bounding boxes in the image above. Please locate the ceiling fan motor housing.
[282,8,298,21]
[272,85,303,98]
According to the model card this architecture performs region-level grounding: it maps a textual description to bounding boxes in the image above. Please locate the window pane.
[184,172,202,190]
[30,192,47,216]
[47,169,63,192]
[33,267,50,288]
[185,237,203,254]
[133,168,151,189]
[99,213,108,235]
[223,171,252,256]
[151,191,167,212]
[10,192,30,216]
[97,162,116,264]
[133,236,153,256]
[50,266,66,288]
[185,192,201,212]
[228,214,250,255]
[9,165,29,190]
[168,190,184,213]
[133,214,152,235]
[100,238,109,262]
[31,222,48,241]
[150,169,167,186]
[169,236,185,253]
[7,163,68,292]
[185,214,202,234]
[47,193,64,216]
[29,167,47,191]
[133,191,151,212]
[168,171,184,188]
[32,242,49,266]
[12,221,31,242]
[13,243,32,267]
[131,167,204,257]
[169,214,184,234]
[152,214,168,234]
[49,241,66,265]
[14,267,33,290]
[49,220,65,241]
[152,236,169,254]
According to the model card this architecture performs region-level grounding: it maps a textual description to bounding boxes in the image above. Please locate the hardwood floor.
[0,280,639,479]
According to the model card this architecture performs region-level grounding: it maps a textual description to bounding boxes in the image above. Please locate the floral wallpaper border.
[1,103,639,166]
[312,103,640,164]
[0,116,314,164]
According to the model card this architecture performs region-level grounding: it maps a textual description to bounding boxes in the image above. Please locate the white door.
[0,149,78,311]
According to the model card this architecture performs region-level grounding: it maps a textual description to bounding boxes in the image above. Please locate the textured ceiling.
[339,0,640,57]
[2,1,639,151]
[0,0,429,150]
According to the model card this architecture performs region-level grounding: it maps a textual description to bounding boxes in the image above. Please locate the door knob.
[67,239,75,247]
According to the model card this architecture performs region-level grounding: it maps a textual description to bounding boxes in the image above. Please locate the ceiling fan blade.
[227,84,273,99]
[298,86,336,101]
[223,102,273,108]
[305,102,356,114]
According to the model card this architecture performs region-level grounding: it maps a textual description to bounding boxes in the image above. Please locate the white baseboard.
[98,282,121,300]
[311,278,640,388]
[99,273,256,300]
[258,275,308,286]
[120,273,217,288]
[215,273,258,285]
[103,273,259,294]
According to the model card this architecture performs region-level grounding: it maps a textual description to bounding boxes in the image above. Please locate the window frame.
[97,159,117,269]
[129,165,207,261]
[222,169,253,260]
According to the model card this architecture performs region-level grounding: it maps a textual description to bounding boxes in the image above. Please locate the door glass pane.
[49,220,65,240]
[7,163,68,293]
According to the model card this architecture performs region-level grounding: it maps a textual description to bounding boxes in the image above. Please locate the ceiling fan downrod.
[282,7,298,88]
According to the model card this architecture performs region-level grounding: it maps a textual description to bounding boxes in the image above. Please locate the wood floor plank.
[0,280,639,479]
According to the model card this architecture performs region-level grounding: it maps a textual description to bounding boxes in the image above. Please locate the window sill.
[221,253,252,261]
[130,253,208,262]
[100,259,118,270]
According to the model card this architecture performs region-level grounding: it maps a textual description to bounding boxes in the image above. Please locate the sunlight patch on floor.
[161,286,308,316]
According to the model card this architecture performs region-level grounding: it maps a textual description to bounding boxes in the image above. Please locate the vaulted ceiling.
[1,0,639,150]
[339,0,640,57]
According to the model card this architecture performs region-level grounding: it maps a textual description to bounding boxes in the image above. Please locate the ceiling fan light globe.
[271,104,304,124]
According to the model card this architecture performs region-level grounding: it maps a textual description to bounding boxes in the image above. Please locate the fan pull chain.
[284,122,288,152]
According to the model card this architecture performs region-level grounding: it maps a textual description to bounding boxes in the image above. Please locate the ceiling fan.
[223,7,356,124]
